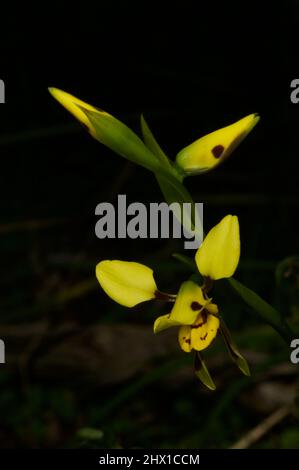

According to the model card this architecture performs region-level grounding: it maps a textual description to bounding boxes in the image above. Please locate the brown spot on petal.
[201,310,208,324]
[191,301,202,311]
[200,333,208,341]
[191,310,208,328]
[212,145,225,158]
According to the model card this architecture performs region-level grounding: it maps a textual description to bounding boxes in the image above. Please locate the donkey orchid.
[96,215,248,389]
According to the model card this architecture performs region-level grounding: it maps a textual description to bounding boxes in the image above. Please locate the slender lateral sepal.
[194,352,216,390]
[220,319,250,376]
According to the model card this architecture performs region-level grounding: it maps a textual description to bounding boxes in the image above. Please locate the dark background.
[0,0,298,449]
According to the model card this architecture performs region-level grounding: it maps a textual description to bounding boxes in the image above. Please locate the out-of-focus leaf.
[77,427,104,441]
[172,253,197,273]
[275,256,299,321]
[275,256,299,287]
[228,277,293,343]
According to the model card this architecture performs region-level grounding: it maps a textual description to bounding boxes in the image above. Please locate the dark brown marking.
[200,333,208,341]
[191,310,208,328]
[185,338,191,344]
[191,301,202,311]
[155,290,175,302]
[212,144,224,158]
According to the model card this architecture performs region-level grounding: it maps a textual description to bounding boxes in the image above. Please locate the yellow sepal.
[96,260,157,307]
[195,214,240,280]
[153,314,182,334]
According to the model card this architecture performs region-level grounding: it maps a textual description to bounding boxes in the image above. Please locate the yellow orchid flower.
[95,214,249,389]
[176,113,260,175]
[96,214,240,355]
[154,281,220,353]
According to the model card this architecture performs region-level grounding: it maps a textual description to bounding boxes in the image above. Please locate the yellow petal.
[206,303,219,315]
[153,313,182,334]
[48,88,101,136]
[169,280,209,325]
[176,113,259,174]
[178,325,192,352]
[195,215,240,280]
[96,260,157,307]
[190,312,220,351]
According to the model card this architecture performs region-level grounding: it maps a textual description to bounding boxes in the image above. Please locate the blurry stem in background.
[1,278,98,323]
[230,405,291,449]
[199,351,291,447]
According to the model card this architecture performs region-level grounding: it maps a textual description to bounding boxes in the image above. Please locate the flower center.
[191,310,208,329]
[190,301,202,311]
